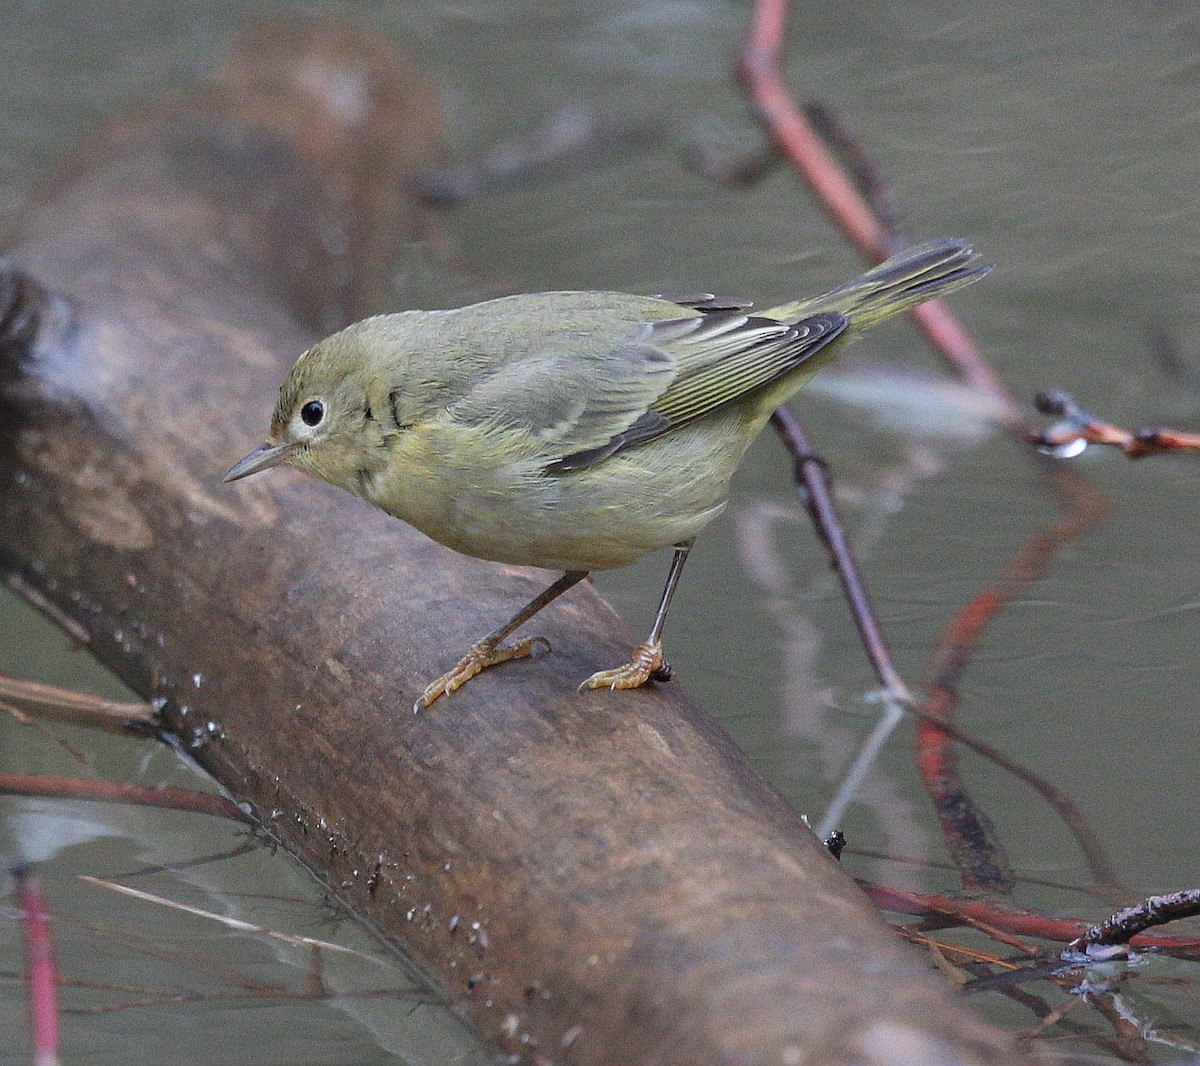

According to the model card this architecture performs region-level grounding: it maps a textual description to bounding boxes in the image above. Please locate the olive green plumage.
[225,239,988,703]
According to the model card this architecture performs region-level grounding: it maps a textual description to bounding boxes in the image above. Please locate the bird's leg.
[582,540,693,692]
[415,570,588,712]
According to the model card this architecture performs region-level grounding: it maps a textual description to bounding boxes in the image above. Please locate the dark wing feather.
[652,293,754,313]
[552,309,847,471]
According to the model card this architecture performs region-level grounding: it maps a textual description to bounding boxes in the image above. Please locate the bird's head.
[223,332,377,490]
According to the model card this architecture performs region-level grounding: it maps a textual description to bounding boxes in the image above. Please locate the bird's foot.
[580,640,672,692]
[414,636,551,713]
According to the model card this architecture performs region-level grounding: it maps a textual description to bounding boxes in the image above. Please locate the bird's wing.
[446,302,846,472]
[445,327,678,467]
[644,310,846,430]
[532,309,846,472]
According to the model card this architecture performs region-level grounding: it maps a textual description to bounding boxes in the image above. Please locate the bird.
[224,238,989,710]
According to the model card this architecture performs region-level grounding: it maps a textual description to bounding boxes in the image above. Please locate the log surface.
[0,23,1031,1066]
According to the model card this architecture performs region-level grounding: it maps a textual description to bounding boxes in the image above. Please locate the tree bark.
[0,21,1035,1066]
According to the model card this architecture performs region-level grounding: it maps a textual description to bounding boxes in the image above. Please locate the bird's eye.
[300,400,325,427]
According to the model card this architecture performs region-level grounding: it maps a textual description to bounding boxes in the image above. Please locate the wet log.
[0,21,1033,1066]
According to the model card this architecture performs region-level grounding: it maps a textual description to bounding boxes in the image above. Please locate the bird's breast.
[364,417,747,572]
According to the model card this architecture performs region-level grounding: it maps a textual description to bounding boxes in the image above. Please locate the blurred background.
[2,1,1199,1061]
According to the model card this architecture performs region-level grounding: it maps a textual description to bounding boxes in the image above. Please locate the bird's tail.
[763,239,990,330]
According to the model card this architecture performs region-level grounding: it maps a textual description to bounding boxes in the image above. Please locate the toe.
[581,641,664,691]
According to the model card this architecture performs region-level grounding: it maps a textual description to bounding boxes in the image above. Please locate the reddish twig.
[802,101,904,251]
[736,0,1010,398]
[0,774,254,825]
[14,865,60,1066]
[914,705,1013,895]
[917,463,1120,896]
[773,410,1121,896]
[742,0,1118,899]
[863,881,1200,957]
[736,0,885,255]
[1033,389,1200,458]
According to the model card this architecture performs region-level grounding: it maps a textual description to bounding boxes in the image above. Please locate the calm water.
[3,1,1200,1061]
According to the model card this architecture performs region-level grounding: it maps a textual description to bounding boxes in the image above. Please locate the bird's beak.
[222,440,296,483]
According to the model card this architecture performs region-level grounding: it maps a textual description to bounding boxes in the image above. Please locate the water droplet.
[1035,423,1089,459]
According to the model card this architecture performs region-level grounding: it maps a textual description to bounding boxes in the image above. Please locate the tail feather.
[763,239,990,330]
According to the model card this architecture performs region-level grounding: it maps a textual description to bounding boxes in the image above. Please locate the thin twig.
[771,408,909,698]
[803,101,904,250]
[1033,389,1200,458]
[0,773,254,825]
[862,881,1200,957]
[736,0,1011,399]
[847,844,1120,904]
[0,671,156,733]
[770,408,912,837]
[1068,889,1200,957]
[78,877,384,963]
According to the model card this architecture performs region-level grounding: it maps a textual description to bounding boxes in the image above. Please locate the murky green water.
[3,1,1200,1061]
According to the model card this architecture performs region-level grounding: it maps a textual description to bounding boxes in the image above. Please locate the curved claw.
[579,640,665,692]
[414,636,552,712]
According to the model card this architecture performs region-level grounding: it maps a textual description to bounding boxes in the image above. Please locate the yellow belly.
[362,413,753,572]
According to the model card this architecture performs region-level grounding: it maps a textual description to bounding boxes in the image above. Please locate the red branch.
[1034,389,1200,458]
[737,0,1010,398]
[916,466,1119,895]
[14,866,60,1066]
[865,881,1200,957]
[736,0,1134,917]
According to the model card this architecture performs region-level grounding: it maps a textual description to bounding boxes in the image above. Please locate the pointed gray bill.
[222,441,296,482]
